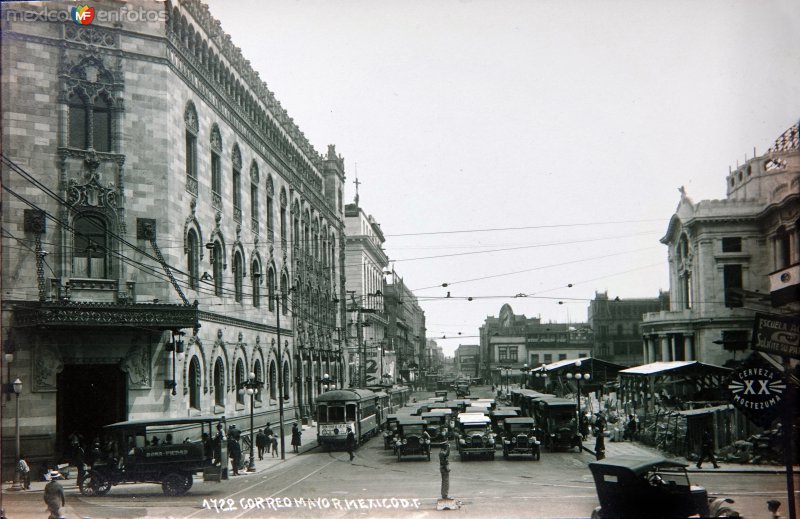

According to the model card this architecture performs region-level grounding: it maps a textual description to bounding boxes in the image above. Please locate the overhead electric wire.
[385,218,665,237]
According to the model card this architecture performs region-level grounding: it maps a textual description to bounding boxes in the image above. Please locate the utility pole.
[276,291,286,460]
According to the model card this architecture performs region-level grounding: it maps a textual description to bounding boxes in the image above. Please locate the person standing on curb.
[345,426,356,461]
[696,428,720,469]
[594,421,606,461]
[44,478,65,519]
[439,442,451,500]
[256,429,267,461]
[16,454,31,490]
[228,435,242,476]
[291,423,302,453]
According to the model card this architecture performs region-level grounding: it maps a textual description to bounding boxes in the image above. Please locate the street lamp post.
[320,373,335,392]
[521,363,530,389]
[239,371,263,472]
[12,378,22,489]
[565,360,591,436]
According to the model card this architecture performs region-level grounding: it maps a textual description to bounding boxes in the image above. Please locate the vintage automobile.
[536,397,582,452]
[421,410,452,446]
[455,383,470,397]
[434,390,448,399]
[383,414,401,450]
[589,455,737,518]
[79,416,227,497]
[464,405,491,416]
[501,417,541,460]
[394,417,431,461]
[455,413,495,460]
[490,408,521,437]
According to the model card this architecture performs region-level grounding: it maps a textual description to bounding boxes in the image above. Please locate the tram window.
[318,405,327,422]
[329,406,344,421]
[346,404,356,421]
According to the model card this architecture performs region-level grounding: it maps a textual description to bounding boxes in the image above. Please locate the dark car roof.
[490,410,519,418]
[589,455,688,476]
[505,417,536,425]
[540,398,577,407]
[316,389,376,402]
[398,417,427,425]
[104,416,222,429]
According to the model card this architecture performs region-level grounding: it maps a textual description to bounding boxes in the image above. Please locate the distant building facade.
[642,121,800,366]
[344,201,389,386]
[479,304,592,385]
[384,273,426,386]
[455,344,480,379]
[588,291,669,367]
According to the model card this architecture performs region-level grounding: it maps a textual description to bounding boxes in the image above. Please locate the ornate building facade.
[1,0,348,469]
[588,291,669,367]
[479,304,592,385]
[641,121,799,366]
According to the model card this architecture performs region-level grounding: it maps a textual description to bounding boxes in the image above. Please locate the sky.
[204,0,799,356]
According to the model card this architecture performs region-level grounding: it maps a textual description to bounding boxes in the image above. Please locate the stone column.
[684,334,694,361]
[648,339,656,364]
[660,336,670,362]
[670,335,676,362]
[642,337,650,364]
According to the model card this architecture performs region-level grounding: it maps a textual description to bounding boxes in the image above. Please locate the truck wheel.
[79,471,110,497]
[162,472,191,496]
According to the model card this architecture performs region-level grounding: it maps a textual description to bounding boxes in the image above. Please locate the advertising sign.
[752,313,800,359]
[728,354,787,427]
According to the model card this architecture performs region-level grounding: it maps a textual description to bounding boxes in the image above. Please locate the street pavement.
[2,388,786,519]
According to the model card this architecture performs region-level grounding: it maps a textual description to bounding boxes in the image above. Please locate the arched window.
[68,92,88,149]
[283,362,290,400]
[185,101,199,195]
[73,215,108,278]
[235,359,245,405]
[214,358,225,407]
[252,259,261,307]
[232,145,242,222]
[189,356,201,410]
[213,242,223,297]
[269,360,277,400]
[92,95,112,152]
[187,229,199,290]
[250,162,259,231]
[268,267,276,312]
[266,176,275,240]
[233,251,244,303]
[254,360,263,402]
[210,125,222,210]
[279,189,287,246]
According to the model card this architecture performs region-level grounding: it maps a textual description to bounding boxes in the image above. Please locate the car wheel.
[503,450,508,459]
[162,472,191,496]
[79,471,110,497]
[490,452,495,460]
[397,451,401,462]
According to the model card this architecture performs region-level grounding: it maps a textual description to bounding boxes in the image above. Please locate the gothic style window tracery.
[233,250,244,303]
[252,258,261,307]
[189,356,201,410]
[213,241,223,296]
[185,101,199,196]
[187,229,200,290]
[214,357,225,406]
[266,176,275,241]
[268,266,276,312]
[210,124,222,210]
[232,144,242,223]
[235,359,245,405]
[250,161,259,234]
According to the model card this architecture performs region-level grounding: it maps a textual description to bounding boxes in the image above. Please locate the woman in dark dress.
[291,423,302,453]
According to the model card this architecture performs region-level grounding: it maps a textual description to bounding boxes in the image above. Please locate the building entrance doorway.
[57,364,127,455]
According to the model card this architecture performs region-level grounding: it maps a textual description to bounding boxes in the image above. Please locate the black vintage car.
[421,410,452,446]
[455,413,495,460]
[535,397,582,452]
[393,418,431,461]
[383,414,400,450]
[589,455,737,518]
[501,417,541,460]
[79,416,227,497]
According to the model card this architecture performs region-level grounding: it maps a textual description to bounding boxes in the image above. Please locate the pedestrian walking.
[16,454,31,490]
[256,429,267,460]
[264,422,275,455]
[345,426,356,461]
[439,442,451,500]
[43,478,65,519]
[213,423,225,466]
[291,423,302,453]
[626,414,638,441]
[696,428,720,469]
[594,420,606,461]
[271,433,278,457]
[228,435,242,476]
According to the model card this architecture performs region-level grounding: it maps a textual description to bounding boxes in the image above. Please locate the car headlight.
[511,437,516,443]
[488,438,495,445]
[402,439,407,445]
[459,439,466,445]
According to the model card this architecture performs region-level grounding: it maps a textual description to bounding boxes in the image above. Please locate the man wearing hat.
[345,426,356,461]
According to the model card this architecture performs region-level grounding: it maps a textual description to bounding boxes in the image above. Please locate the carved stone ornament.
[68,173,119,214]
[184,100,199,134]
[33,343,64,392]
[120,337,151,389]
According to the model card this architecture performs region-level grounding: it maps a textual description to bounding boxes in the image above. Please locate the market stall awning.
[619,361,732,377]
[534,356,626,375]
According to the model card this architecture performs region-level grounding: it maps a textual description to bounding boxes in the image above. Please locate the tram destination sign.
[751,313,800,359]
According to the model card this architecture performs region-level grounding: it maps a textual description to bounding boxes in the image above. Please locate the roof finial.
[353,162,361,206]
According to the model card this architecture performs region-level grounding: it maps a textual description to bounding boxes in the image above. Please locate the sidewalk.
[592,435,794,474]
[1,422,319,496]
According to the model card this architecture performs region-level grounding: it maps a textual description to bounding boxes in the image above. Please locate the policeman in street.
[439,442,451,500]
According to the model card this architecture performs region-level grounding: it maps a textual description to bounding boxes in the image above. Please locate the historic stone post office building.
[1,0,349,469]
